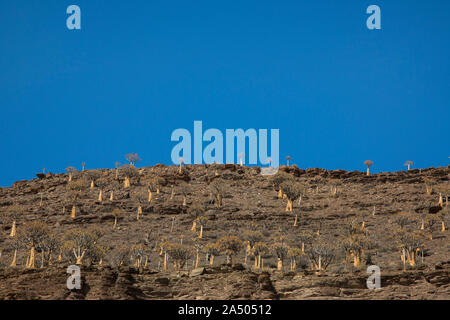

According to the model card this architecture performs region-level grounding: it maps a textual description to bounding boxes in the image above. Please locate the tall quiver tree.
[286,156,291,167]
[125,153,141,166]
[210,179,225,208]
[18,222,49,269]
[203,242,220,265]
[120,164,139,188]
[187,203,204,233]
[364,160,373,176]
[269,172,294,199]
[63,227,104,265]
[112,208,124,229]
[197,216,208,239]
[404,160,414,171]
[66,166,77,182]
[217,236,243,265]
[272,242,289,271]
[280,180,302,212]
[3,205,23,237]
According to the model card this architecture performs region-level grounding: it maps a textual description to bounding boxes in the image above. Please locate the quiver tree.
[297,231,314,254]
[404,160,414,171]
[424,215,439,240]
[9,239,22,267]
[272,242,289,271]
[36,234,61,268]
[288,247,302,271]
[285,156,291,166]
[328,179,340,197]
[125,153,141,166]
[341,225,371,268]
[66,166,77,182]
[423,178,434,195]
[393,211,413,230]
[269,172,294,199]
[63,227,104,265]
[166,242,192,270]
[180,184,189,206]
[438,207,449,232]
[86,171,100,189]
[151,176,166,194]
[237,153,244,167]
[210,179,225,208]
[112,208,124,229]
[196,216,208,239]
[280,180,302,212]
[307,242,335,272]
[109,245,131,267]
[3,205,23,237]
[120,164,139,188]
[364,160,373,176]
[17,222,49,269]
[242,230,263,265]
[217,235,243,265]
[132,191,147,220]
[187,203,205,232]
[131,243,148,268]
[178,158,185,174]
[251,242,269,269]
[114,161,121,179]
[395,230,424,267]
[67,180,87,218]
[203,242,220,265]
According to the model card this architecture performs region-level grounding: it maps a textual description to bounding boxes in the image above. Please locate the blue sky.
[1,0,449,186]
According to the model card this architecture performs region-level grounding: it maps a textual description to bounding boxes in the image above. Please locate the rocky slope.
[0,164,449,300]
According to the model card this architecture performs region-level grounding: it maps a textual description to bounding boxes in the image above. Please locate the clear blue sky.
[1,0,449,186]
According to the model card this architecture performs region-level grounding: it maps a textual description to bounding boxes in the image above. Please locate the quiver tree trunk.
[285,199,293,212]
[293,214,298,227]
[71,205,77,218]
[124,177,131,188]
[182,196,187,206]
[90,180,95,189]
[163,252,167,271]
[113,216,117,229]
[209,255,214,265]
[10,220,16,237]
[421,219,425,230]
[68,173,73,182]
[156,186,160,194]
[216,194,223,208]
[353,253,361,267]
[10,249,17,267]
[301,242,305,254]
[98,190,103,202]
[137,206,142,220]
[191,220,197,232]
[110,191,114,201]
[195,251,199,268]
[439,193,443,207]
[277,258,282,271]
[199,225,203,239]
[442,221,446,232]
[27,247,36,269]
[278,188,283,199]
[148,189,152,202]
[366,168,370,176]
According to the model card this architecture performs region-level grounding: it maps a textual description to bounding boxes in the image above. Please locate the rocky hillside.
[0,164,449,300]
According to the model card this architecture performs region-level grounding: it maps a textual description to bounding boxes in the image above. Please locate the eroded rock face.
[0,165,449,300]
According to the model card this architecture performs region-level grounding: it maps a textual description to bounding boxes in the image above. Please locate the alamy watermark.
[67,265,81,290]
[366,265,381,289]
[170,121,279,175]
